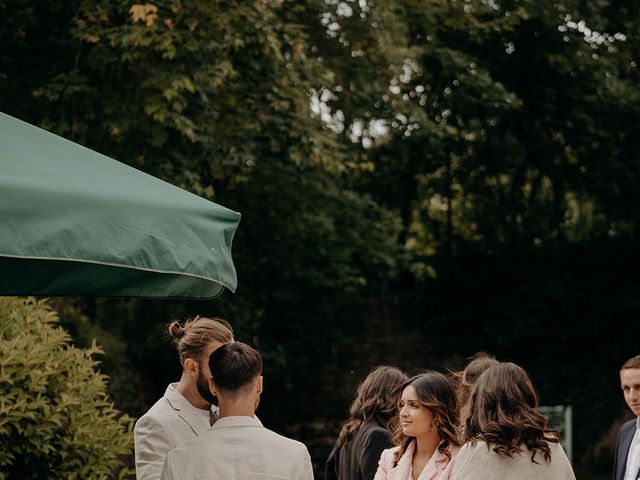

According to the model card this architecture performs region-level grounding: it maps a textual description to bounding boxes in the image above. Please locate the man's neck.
[218,399,256,418]
[175,375,210,410]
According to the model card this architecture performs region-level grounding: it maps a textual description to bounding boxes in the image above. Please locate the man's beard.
[196,371,218,406]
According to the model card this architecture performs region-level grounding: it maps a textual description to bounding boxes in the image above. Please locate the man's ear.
[256,375,263,395]
[183,357,198,375]
[209,377,218,397]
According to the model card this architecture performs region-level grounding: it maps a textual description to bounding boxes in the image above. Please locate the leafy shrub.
[0,297,133,479]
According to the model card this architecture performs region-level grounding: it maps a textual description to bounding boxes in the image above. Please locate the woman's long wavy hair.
[392,372,460,465]
[463,362,560,462]
[336,366,408,447]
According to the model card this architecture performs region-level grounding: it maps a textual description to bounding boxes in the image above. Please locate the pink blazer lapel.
[388,441,415,480]
[416,444,458,480]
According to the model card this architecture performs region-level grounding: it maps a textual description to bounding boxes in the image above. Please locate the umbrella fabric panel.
[0,113,240,298]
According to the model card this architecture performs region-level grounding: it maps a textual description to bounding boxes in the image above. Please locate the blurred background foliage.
[1,0,639,477]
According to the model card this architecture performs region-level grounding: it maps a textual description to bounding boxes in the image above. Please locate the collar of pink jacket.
[389,440,459,480]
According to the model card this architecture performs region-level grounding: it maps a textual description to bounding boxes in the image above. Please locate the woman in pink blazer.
[374,372,460,480]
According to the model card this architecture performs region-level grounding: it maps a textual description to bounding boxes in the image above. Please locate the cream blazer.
[160,415,314,480]
[451,440,576,480]
[134,384,212,480]
[375,440,459,480]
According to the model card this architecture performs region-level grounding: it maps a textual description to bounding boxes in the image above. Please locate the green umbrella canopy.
[0,112,240,299]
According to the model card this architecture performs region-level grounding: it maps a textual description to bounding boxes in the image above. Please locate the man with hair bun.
[161,342,314,480]
[614,355,640,480]
[134,316,234,480]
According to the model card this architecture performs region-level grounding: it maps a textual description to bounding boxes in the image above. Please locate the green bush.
[0,297,133,479]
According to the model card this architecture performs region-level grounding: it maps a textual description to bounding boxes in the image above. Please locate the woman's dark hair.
[463,362,560,462]
[392,371,460,465]
[336,366,408,447]
[453,352,499,424]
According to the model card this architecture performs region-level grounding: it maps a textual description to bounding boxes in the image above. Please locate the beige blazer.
[134,384,212,480]
[160,415,314,480]
[375,440,459,480]
[451,440,576,480]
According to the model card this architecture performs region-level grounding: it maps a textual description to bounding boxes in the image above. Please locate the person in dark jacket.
[326,366,408,480]
[613,355,640,480]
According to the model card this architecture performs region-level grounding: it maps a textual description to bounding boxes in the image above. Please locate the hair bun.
[168,321,185,340]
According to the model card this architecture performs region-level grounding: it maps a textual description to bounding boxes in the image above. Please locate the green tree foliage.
[0,297,133,479]
[364,0,640,253]
[0,0,412,187]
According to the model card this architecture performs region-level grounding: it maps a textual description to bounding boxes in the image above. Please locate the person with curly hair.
[374,372,460,480]
[452,362,575,480]
[326,366,409,480]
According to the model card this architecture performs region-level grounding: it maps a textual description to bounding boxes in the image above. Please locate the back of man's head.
[209,342,262,395]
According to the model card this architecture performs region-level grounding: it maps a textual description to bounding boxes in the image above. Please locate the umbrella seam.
[0,253,234,292]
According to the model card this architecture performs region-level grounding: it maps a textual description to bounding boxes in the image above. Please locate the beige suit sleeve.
[134,415,174,480]
[159,454,174,480]
[300,444,315,480]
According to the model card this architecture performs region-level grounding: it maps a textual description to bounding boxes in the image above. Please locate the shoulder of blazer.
[139,385,188,420]
[623,419,637,434]
[379,445,401,468]
[140,385,210,438]
[164,385,192,411]
[618,419,638,449]
[614,419,638,480]
[357,420,390,444]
